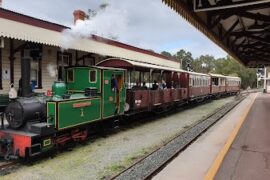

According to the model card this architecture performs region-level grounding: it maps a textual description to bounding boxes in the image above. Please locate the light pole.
[264,66,267,93]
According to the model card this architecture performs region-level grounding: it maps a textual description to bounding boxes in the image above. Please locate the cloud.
[3,0,227,58]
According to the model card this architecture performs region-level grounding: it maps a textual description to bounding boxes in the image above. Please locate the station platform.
[153,92,270,180]
[215,93,270,180]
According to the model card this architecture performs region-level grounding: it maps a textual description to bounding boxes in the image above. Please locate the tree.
[214,56,257,89]
[161,51,173,58]
[192,55,216,73]
[174,49,194,70]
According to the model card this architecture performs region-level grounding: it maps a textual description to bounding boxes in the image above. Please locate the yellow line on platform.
[204,93,258,180]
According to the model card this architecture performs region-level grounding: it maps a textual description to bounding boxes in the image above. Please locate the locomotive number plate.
[73,102,91,108]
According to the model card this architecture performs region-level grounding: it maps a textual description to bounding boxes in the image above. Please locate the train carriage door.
[102,70,125,119]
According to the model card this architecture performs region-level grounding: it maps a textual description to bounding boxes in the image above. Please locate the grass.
[183,125,190,129]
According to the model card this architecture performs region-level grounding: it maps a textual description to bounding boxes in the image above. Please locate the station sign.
[194,0,270,12]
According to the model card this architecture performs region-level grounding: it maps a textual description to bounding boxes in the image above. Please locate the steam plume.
[60,3,128,50]
[47,63,57,78]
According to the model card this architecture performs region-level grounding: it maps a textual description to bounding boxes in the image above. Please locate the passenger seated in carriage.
[172,81,177,89]
[152,80,159,90]
[159,80,166,89]
[166,81,172,89]
[132,81,141,90]
[142,82,148,90]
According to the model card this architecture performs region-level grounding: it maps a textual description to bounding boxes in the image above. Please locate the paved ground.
[1,97,236,180]
[216,93,270,180]
[153,93,257,180]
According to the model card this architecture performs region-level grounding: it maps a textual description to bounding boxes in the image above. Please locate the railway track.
[0,160,18,175]
[111,93,249,180]
[0,161,17,169]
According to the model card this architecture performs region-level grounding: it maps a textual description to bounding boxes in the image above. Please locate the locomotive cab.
[46,66,126,131]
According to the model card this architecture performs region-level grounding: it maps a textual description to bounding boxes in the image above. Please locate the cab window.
[89,70,96,83]
[67,69,74,82]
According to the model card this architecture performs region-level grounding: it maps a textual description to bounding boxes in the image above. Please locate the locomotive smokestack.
[73,10,87,24]
[21,57,32,97]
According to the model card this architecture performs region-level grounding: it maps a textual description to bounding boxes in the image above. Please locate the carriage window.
[131,71,141,87]
[67,69,74,82]
[213,78,219,86]
[143,72,150,88]
[89,70,97,82]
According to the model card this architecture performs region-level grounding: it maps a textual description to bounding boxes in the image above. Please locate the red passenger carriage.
[226,77,241,94]
[188,72,211,101]
[209,73,227,97]
[97,58,189,113]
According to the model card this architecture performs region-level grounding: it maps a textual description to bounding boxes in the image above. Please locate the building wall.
[0,39,24,93]
[0,38,107,94]
[0,38,178,94]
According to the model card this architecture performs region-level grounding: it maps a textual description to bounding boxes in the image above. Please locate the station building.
[0,8,180,94]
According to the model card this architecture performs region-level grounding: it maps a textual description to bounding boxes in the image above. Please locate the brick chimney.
[73,10,86,24]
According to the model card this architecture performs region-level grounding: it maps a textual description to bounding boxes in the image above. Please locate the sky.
[2,0,227,58]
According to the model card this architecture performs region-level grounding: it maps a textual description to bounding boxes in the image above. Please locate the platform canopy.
[162,0,270,67]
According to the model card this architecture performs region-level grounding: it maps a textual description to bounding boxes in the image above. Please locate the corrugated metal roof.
[189,71,211,77]
[97,58,241,81]
[209,73,227,78]
[0,8,180,68]
[97,58,187,73]
[209,73,240,79]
